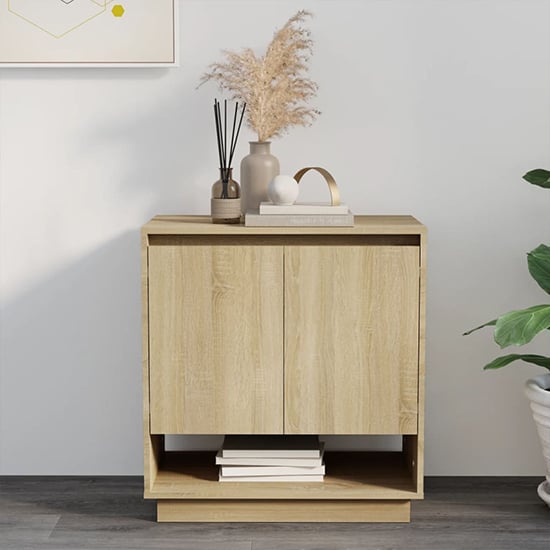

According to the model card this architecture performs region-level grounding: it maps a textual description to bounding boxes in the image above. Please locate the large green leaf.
[494,304,550,348]
[523,169,550,188]
[483,354,550,371]
[528,244,550,295]
[463,319,497,336]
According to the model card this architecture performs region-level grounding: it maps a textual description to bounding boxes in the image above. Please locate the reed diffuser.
[211,99,246,224]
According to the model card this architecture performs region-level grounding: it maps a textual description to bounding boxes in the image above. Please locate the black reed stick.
[213,101,224,174]
[229,102,238,169]
[224,99,228,170]
[228,102,247,170]
[216,101,226,173]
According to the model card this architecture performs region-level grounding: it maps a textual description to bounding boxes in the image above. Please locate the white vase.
[240,141,280,214]
[525,373,550,507]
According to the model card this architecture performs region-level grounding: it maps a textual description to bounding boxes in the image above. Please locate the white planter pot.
[525,373,550,507]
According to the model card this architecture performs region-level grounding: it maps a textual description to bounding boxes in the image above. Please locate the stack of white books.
[245,202,354,227]
[217,435,325,482]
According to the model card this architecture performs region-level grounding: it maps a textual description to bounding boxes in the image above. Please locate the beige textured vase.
[240,141,280,214]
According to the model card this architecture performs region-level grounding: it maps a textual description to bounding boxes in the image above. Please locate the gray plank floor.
[0,477,548,550]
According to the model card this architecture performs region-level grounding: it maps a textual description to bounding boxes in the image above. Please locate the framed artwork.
[0,0,178,67]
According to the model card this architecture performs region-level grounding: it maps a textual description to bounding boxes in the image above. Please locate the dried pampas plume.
[199,10,320,142]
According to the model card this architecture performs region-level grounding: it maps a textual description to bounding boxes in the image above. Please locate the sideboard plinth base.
[156,499,411,523]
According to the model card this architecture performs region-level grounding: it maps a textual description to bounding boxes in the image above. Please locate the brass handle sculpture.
[293,167,341,206]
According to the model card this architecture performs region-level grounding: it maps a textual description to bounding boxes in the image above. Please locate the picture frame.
[0,0,179,67]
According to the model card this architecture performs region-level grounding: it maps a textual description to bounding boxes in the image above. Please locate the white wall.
[0,0,549,475]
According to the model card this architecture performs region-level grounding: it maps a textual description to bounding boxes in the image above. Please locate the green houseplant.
[463,169,550,369]
[464,168,550,506]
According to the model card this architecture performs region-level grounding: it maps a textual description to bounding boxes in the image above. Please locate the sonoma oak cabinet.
[142,216,427,523]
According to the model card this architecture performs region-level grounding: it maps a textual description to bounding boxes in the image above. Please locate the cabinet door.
[285,245,419,434]
[148,244,283,434]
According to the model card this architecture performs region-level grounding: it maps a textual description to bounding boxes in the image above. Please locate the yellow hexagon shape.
[111,5,124,17]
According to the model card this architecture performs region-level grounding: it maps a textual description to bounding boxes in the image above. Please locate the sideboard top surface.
[142,215,426,236]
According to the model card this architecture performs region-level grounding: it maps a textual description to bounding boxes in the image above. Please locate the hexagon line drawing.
[7,0,118,39]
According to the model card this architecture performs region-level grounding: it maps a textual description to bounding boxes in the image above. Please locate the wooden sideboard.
[142,215,426,522]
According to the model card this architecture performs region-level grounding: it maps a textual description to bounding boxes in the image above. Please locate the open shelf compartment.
[146,447,421,501]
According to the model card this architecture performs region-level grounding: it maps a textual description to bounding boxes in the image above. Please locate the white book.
[245,211,354,227]
[259,202,350,215]
[219,473,324,482]
[221,464,325,477]
[215,449,324,467]
[221,435,321,458]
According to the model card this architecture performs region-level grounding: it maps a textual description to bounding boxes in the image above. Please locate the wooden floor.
[0,477,548,549]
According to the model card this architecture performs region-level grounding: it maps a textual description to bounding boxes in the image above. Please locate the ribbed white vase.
[525,373,550,507]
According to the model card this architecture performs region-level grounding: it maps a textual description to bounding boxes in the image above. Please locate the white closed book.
[259,202,350,215]
[219,474,324,482]
[221,464,325,477]
[221,435,322,458]
[215,450,324,467]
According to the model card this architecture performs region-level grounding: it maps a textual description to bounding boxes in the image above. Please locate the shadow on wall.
[75,68,212,214]
[0,64,214,474]
[0,231,143,474]
[1,66,212,215]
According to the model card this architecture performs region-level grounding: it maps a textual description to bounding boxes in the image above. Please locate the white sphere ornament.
[268,175,300,206]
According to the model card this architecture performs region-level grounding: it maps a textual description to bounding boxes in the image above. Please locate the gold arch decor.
[293,167,341,207]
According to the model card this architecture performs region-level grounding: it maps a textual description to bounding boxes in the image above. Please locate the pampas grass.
[200,10,320,142]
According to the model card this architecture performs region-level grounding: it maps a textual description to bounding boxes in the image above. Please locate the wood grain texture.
[148,235,420,247]
[157,499,411,523]
[142,217,427,519]
[144,435,164,494]
[148,245,284,434]
[403,435,421,496]
[285,246,420,434]
[141,232,161,493]
[147,452,420,500]
[143,215,427,236]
